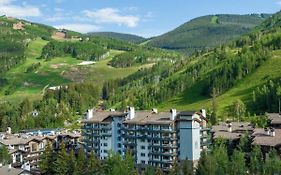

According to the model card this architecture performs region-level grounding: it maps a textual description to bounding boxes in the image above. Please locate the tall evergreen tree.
[249,145,263,175]
[87,151,102,175]
[169,159,180,175]
[264,149,281,175]
[53,142,68,175]
[0,146,11,165]
[39,143,54,175]
[229,149,247,175]
[75,147,86,175]
[67,149,77,175]
[213,144,229,175]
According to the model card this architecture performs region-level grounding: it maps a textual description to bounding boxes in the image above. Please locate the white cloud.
[83,8,139,28]
[45,16,64,22]
[0,0,12,5]
[54,23,101,33]
[0,0,41,17]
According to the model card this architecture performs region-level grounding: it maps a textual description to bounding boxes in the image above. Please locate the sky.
[0,0,280,37]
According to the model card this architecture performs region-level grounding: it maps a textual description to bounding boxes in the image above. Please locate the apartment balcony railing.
[150,151,177,156]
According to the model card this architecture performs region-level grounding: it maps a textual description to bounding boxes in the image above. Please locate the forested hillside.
[87,32,146,43]
[147,14,270,54]
[104,11,281,119]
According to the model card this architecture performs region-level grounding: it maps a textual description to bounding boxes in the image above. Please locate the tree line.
[0,82,100,132]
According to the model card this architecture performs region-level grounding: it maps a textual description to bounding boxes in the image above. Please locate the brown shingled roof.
[211,122,254,133]
[267,113,281,125]
[252,128,281,147]
[124,111,173,125]
[211,122,254,140]
[83,111,125,123]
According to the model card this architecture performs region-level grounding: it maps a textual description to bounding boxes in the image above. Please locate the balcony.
[124,141,136,146]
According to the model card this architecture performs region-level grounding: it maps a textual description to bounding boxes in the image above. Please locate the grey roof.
[213,132,244,140]
[124,111,173,125]
[211,122,254,140]
[267,113,281,125]
[83,111,125,123]
[0,135,42,146]
[252,128,281,147]
[211,122,254,133]
[0,166,29,175]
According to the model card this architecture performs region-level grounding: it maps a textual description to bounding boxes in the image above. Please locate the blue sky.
[0,0,280,37]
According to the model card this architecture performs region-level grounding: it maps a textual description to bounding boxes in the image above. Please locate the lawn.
[0,39,148,104]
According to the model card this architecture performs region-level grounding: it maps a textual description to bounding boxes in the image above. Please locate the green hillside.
[105,11,281,119]
[87,32,146,43]
[0,38,148,104]
[147,14,270,54]
[158,50,281,115]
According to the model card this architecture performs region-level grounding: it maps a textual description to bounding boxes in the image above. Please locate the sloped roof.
[267,113,281,125]
[252,128,281,147]
[0,165,29,175]
[83,111,125,123]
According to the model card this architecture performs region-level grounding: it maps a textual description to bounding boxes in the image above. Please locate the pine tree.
[213,144,229,175]
[87,151,102,175]
[181,159,193,175]
[169,159,180,175]
[67,149,77,175]
[196,150,217,175]
[229,149,247,175]
[155,167,164,175]
[264,149,281,174]
[142,166,156,175]
[75,147,86,175]
[249,145,263,175]
[123,151,137,175]
[53,142,68,175]
[39,143,54,175]
[210,87,218,125]
[0,146,11,165]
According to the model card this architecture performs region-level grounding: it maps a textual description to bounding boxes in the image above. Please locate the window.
[141,153,146,157]
[141,146,145,150]
[141,160,146,164]
[104,143,108,147]
[153,140,159,144]
[118,143,121,148]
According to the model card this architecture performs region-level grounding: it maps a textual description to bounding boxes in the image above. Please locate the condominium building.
[82,107,210,171]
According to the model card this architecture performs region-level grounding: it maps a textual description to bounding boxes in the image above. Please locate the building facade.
[82,107,210,171]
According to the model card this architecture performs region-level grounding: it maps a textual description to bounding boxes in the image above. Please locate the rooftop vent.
[152,108,158,114]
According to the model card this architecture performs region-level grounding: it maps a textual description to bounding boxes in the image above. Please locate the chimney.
[21,162,31,171]
[86,109,94,119]
[264,128,270,136]
[170,109,177,121]
[152,108,158,114]
[201,109,206,118]
[6,127,11,135]
[270,128,275,137]
[227,123,232,133]
[128,107,135,120]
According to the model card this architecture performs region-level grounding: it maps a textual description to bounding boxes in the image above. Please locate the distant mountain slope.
[105,11,281,117]
[147,14,270,54]
[87,32,146,43]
